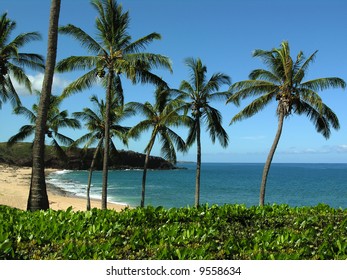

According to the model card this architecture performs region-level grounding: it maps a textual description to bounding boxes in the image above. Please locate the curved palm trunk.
[141,137,156,208]
[259,109,285,206]
[195,118,201,207]
[86,139,102,210]
[101,70,114,210]
[28,0,61,211]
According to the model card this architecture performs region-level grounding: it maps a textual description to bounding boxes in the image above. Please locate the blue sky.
[1,0,347,163]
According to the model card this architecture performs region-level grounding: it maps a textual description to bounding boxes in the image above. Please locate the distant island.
[0,142,176,170]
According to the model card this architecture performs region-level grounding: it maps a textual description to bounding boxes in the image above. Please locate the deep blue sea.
[47,163,347,209]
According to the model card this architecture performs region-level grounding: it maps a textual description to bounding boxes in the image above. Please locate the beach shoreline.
[0,164,129,212]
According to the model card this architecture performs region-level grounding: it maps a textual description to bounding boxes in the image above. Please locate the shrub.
[1,204,347,260]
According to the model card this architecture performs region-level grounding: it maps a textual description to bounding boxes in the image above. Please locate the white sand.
[0,164,128,211]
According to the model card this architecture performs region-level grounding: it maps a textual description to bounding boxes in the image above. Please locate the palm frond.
[185,118,198,147]
[128,119,153,139]
[7,63,32,93]
[61,69,98,98]
[295,88,323,110]
[50,138,68,160]
[8,31,42,48]
[72,132,96,148]
[249,69,281,84]
[179,80,195,96]
[204,72,231,94]
[13,105,36,123]
[204,105,229,148]
[297,100,338,139]
[59,24,105,54]
[112,129,129,146]
[64,117,81,130]
[301,77,346,92]
[127,53,172,72]
[92,0,130,50]
[124,33,161,54]
[7,125,35,146]
[184,57,206,87]
[230,92,274,124]
[228,80,278,104]
[11,53,45,71]
[53,132,75,146]
[166,127,187,153]
[2,74,22,107]
[73,109,100,123]
[159,130,177,163]
[56,56,98,72]
[127,101,155,119]
[292,50,316,83]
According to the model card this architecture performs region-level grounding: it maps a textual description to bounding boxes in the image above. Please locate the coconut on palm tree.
[179,57,231,207]
[0,13,45,108]
[128,86,188,207]
[8,93,81,159]
[228,41,346,206]
[56,0,172,209]
[72,94,134,210]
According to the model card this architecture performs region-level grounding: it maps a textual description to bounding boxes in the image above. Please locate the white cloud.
[334,145,347,153]
[280,144,347,155]
[239,135,266,141]
[11,73,71,96]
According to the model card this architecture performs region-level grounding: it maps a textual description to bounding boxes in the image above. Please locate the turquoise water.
[47,163,347,209]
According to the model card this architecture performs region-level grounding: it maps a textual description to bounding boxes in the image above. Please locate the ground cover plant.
[1,204,347,260]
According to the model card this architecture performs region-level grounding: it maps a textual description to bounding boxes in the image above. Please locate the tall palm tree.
[56,0,172,209]
[128,86,188,207]
[29,0,61,211]
[72,94,133,210]
[0,13,44,108]
[228,41,346,206]
[8,93,81,159]
[179,57,231,207]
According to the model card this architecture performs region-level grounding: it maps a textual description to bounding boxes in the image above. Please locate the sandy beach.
[0,164,128,211]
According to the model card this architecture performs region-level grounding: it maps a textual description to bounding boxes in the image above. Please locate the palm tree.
[56,0,172,209]
[228,41,346,206]
[27,0,61,211]
[72,94,133,210]
[0,13,44,108]
[8,93,81,159]
[179,57,231,207]
[128,86,188,207]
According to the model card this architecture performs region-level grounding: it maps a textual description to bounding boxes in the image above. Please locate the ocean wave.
[52,169,73,175]
[47,173,131,206]
[47,177,87,196]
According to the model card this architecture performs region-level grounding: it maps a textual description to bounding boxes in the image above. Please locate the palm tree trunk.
[86,139,102,210]
[195,118,201,207]
[141,137,155,207]
[259,109,285,206]
[101,70,114,210]
[28,0,61,211]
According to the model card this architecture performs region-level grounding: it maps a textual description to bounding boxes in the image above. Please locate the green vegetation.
[1,203,347,260]
[0,142,58,166]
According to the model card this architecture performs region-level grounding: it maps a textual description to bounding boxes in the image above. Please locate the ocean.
[47,162,347,209]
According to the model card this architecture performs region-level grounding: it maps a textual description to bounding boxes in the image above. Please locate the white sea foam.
[53,169,73,175]
[47,171,131,206]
